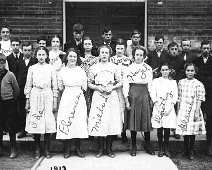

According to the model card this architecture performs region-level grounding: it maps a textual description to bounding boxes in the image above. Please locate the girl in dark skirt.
[123,46,155,156]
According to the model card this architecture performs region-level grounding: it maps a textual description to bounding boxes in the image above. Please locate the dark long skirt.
[124,84,152,132]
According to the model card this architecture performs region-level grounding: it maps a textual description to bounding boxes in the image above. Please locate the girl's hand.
[25,99,30,113]
[96,86,105,93]
[125,98,131,110]
[105,86,113,94]
[194,109,200,122]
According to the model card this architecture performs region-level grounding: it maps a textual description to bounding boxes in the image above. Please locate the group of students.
[0,23,212,162]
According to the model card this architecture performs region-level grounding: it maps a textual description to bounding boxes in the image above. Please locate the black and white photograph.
[0,0,212,169]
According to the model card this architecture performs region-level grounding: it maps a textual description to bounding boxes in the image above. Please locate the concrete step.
[2,129,207,153]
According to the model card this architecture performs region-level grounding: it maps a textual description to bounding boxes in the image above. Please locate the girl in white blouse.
[123,46,154,156]
[150,63,178,157]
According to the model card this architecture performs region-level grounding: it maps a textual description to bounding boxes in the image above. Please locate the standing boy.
[0,53,19,158]
[7,38,23,76]
[147,35,169,78]
[194,40,212,155]
[126,29,144,60]
[16,42,37,138]
[179,38,198,65]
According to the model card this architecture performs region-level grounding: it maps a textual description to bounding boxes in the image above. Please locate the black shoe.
[17,130,27,139]
[158,148,163,157]
[76,149,85,158]
[34,145,41,159]
[188,150,194,160]
[64,151,71,159]
[178,149,188,156]
[106,150,115,158]
[10,147,18,159]
[130,148,136,156]
[96,149,103,158]
[145,143,155,155]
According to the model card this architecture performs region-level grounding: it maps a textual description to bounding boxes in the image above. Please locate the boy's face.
[202,44,210,54]
[169,45,178,57]
[1,28,10,41]
[38,40,46,47]
[73,31,84,42]
[131,33,140,45]
[116,44,125,56]
[83,40,93,51]
[11,41,20,54]
[102,31,113,43]
[181,40,191,52]
[22,45,32,59]
[154,38,164,51]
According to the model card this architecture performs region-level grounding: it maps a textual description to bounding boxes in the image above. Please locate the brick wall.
[148,0,212,52]
[0,0,63,47]
[1,0,211,52]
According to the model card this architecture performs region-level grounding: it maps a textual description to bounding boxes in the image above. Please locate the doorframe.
[63,0,147,48]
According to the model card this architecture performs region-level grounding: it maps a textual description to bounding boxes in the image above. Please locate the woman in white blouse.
[123,46,155,156]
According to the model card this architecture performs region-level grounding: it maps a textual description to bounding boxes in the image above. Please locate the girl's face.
[83,40,93,51]
[36,49,47,64]
[186,65,195,79]
[134,49,144,64]
[99,47,110,62]
[67,51,77,65]
[51,37,60,49]
[116,44,125,56]
[161,65,170,78]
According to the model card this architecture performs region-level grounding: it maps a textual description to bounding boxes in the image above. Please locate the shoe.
[34,145,41,159]
[107,151,115,158]
[178,149,188,156]
[95,150,103,158]
[10,147,18,159]
[145,142,155,155]
[130,149,136,156]
[17,130,27,139]
[188,150,194,160]
[76,149,85,158]
[164,143,171,157]
[158,147,163,157]
[64,152,71,159]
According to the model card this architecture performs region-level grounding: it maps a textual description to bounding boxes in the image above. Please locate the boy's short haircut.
[73,23,84,33]
[0,23,11,32]
[181,37,190,44]
[116,38,126,46]
[0,53,6,63]
[102,26,112,34]
[155,35,164,42]
[37,35,47,43]
[201,40,210,47]
[131,29,141,37]
[22,42,32,49]
[11,37,21,44]
[168,42,178,49]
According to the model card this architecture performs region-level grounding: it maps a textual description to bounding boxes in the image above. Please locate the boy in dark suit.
[16,42,37,138]
[194,40,212,155]
[179,38,198,65]
[64,23,84,56]
[7,38,23,76]
[100,26,116,56]
[0,53,20,158]
[147,35,169,78]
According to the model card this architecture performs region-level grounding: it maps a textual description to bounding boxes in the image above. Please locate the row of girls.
[24,34,206,161]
